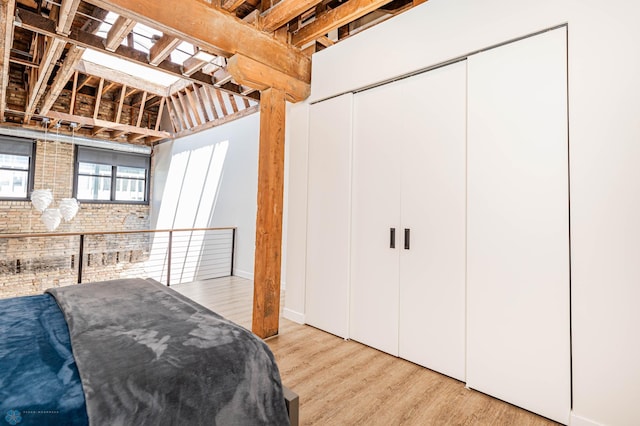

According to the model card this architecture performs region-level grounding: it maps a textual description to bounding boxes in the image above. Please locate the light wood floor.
[172,277,559,426]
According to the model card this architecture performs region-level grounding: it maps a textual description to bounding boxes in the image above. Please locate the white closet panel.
[466,27,570,424]
[350,81,403,356]
[398,62,467,381]
[305,94,353,338]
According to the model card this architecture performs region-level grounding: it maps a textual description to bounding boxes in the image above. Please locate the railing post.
[230,228,236,277]
[167,230,172,286]
[77,234,84,284]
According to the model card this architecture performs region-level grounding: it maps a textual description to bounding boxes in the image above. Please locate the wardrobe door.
[350,81,403,356]
[467,28,570,424]
[398,61,467,381]
[305,94,353,338]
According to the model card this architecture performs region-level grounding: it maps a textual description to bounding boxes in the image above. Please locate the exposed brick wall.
[0,139,151,298]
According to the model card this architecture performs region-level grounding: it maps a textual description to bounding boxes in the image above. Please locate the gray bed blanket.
[46,279,289,426]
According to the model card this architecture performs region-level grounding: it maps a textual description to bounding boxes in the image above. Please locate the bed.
[0,278,296,426]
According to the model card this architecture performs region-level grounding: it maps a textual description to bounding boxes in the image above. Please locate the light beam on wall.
[147,140,229,284]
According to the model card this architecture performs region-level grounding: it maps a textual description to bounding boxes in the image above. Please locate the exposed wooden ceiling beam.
[291,0,394,47]
[182,56,207,77]
[104,16,137,52]
[149,34,180,65]
[8,56,39,68]
[80,5,108,33]
[227,53,309,102]
[46,110,170,140]
[0,0,16,122]
[316,35,334,47]
[222,0,246,13]
[16,9,260,101]
[76,60,167,96]
[260,0,323,32]
[83,0,311,83]
[57,0,81,35]
[40,45,86,115]
[24,37,66,121]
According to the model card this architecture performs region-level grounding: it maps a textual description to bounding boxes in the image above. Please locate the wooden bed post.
[252,87,286,339]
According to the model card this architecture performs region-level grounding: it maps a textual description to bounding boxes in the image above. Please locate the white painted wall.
[282,101,309,323]
[286,1,640,424]
[152,113,260,280]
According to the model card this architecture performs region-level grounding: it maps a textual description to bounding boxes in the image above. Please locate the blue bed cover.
[0,294,88,425]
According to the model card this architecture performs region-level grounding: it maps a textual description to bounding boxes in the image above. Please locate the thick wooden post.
[252,88,286,338]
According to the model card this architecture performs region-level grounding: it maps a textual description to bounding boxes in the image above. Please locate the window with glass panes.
[74,146,150,203]
[0,137,35,200]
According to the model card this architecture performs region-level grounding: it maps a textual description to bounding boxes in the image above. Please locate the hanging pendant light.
[31,119,53,212]
[31,189,53,212]
[41,208,62,232]
[59,198,79,221]
[59,123,81,222]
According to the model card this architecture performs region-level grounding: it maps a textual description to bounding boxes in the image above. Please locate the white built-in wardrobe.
[305,27,570,424]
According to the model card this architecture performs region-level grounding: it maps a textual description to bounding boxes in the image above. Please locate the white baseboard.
[283,308,305,324]
[571,413,602,426]
[233,269,254,280]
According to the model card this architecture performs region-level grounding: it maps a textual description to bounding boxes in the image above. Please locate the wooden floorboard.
[173,277,559,426]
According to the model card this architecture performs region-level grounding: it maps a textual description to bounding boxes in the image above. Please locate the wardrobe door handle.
[404,228,410,250]
[390,228,396,249]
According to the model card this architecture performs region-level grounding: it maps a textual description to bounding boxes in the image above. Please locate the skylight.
[82,49,181,88]
[171,42,195,65]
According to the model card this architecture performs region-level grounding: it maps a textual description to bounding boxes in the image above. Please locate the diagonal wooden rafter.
[169,94,187,131]
[177,90,194,128]
[202,86,219,120]
[57,0,81,35]
[24,37,66,122]
[192,83,211,122]
[135,91,147,127]
[39,45,86,115]
[47,110,170,142]
[291,0,394,47]
[83,0,311,83]
[215,88,228,116]
[105,15,137,52]
[115,84,127,123]
[174,104,258,138]
[68,71,79,114]
[93,77,104,119]
[228,92,239,113]
[149,34,181,65]
[184,87,202,125]
[154,96,165,131]
[260,0,324,32]
[16,9,260,101]
[0,0,16,122]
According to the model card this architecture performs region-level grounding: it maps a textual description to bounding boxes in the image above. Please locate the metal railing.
[0,227,236,298]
